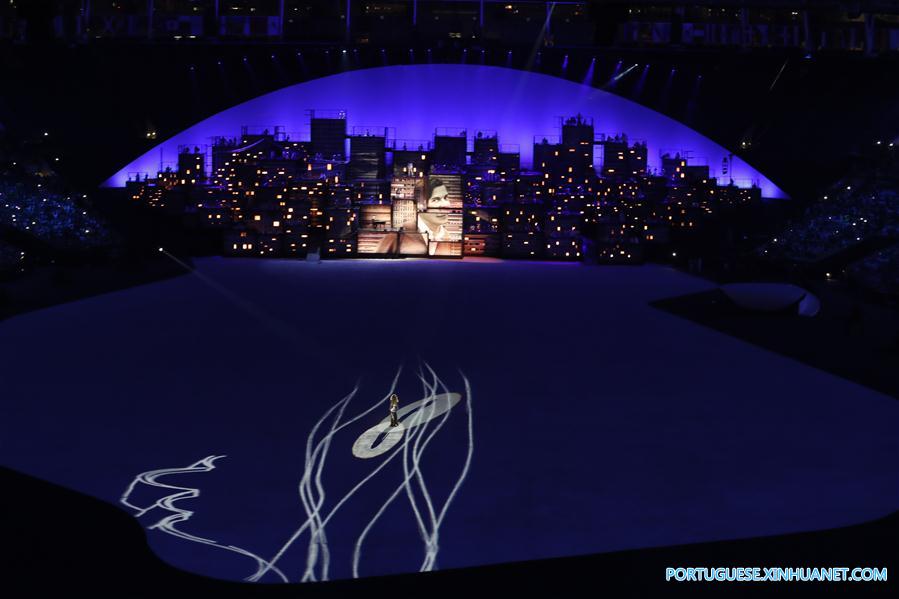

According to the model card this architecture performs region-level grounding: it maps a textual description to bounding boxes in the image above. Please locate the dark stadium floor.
[3,466,896,597]
[1,258,897,584]
[652,289,899,399]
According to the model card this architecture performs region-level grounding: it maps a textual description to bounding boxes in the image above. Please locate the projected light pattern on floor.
[121,365,473,584]
[120,455,290,583]
[5,259,898,586]
[104,64,786,198]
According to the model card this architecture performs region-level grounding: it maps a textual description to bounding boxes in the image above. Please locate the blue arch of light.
[105,64,787,199]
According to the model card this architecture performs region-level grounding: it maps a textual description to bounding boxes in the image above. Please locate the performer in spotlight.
[389,393,400,427]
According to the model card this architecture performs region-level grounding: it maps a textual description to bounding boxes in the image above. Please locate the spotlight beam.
[602,63,639,90]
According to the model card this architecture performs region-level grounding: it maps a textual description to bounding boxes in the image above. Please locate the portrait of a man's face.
[418,211,449,241]
[427,179,451,208]
[422,174,462,210]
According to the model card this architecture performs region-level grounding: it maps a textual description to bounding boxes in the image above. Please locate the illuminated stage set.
[2,66,896,586]
[111,65,785,263]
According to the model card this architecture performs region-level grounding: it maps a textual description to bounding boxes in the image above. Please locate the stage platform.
[1,258,897,583]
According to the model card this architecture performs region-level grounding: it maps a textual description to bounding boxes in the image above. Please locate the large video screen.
[422,174,463,210]
[390,177,423,203]
[392,198,418,232]
[399,231,428,255]
[418,209,462,256]
[357,231,399,255]
[359,204,392,231]
[353,175,465,257]
[414,174,463,256]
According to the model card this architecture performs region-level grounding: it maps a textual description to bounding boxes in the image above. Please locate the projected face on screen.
[424,175,462,210]
[428,180,451,208]
[417,174,463,256]
[418,211,449,241]
[417,210,462,256]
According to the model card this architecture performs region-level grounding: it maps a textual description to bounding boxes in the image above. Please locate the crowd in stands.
[758,139,899,297]
[0,126,115,278]
[759,180,899,263]
[0,183,113,251]
[849,244,899,296]
[0,240,26,275]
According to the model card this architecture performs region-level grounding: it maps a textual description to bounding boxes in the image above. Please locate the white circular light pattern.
[352,392,462,459]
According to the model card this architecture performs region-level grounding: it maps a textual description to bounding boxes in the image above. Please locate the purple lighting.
[105,65,787,198]
[632,64,650,99]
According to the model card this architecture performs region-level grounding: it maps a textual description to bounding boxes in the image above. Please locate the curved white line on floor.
[405,367,447,568]
[252,368,407,582]
[125,365,473,584]
[302,370,444,582]
[409,365,449,570]
[425,369,475,571]
[120,455,289,583]
[351,379,438,578]
[351,366,473,578]
[408,365,474,573]
[299,385,358,582]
